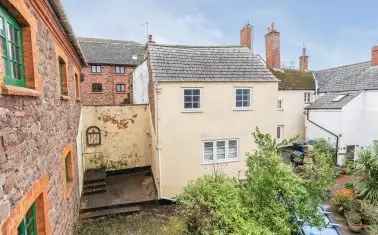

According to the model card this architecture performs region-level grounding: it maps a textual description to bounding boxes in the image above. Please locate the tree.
[242,129,324,234]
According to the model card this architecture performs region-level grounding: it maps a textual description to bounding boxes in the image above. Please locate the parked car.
[297,206,341,235]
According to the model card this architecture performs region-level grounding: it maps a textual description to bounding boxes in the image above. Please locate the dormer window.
[0,6,25,87]
[91,65,101,73]
[115,65,126,74]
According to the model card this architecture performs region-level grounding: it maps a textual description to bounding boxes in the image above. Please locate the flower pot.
[347,222,363,233]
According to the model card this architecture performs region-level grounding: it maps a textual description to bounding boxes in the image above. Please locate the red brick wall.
[80,65,134,105]
[240,24,252,49]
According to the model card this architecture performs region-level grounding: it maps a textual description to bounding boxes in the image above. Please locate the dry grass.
[75,205,184,235]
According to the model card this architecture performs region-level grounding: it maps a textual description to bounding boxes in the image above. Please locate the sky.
[62,0,378,70]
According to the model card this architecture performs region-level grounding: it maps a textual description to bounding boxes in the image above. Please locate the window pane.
[228,140,237,158]
[193,89,200,96]
[184,102,192,109]
[236,101,243,107]
[0,17,4,35]
[216,141,226,160]
[184,89,192,96]
[193,95,200,102]
[236,89,242,95]
[192,102,200,108]
[184,96,192,102]
[242,101,248,107]
[204,142,213,161]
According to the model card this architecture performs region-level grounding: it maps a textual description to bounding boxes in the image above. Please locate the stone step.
[82,186,107,195]
[84,169,106,184]
[79,205,141,220]
[83,181,106,189]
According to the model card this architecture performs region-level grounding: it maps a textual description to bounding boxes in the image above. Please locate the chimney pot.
[265,22,280,70]
[372,45,378,66]
[148,34,155,44]
[240,24,253,50]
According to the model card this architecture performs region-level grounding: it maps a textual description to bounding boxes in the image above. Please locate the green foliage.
[330,189,354,213]
[345,210,362,224]
[345,182,354,190]
[301,140,336,203]
[354,143,378,204]
[361,200,378,225]
[177,174,271,235]
[367,224,378,235]
[177,129,334,235]
[242,129,324,234]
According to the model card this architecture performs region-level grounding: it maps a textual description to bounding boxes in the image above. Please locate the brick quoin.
[80,65,134,105]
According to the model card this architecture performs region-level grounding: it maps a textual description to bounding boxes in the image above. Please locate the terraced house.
[78,38,144,106]
[306,46,378,165]
[0,0,85,234]
[133,24,282,198]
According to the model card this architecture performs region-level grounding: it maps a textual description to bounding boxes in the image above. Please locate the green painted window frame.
[18,203,38,235]
[0,6,25,87]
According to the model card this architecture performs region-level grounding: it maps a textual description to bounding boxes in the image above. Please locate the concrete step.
[79,205,141,220]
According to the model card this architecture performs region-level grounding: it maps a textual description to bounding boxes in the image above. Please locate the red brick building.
[0,0,85,234]
[78,38,144,105]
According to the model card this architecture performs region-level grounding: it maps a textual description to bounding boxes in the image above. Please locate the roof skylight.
[332,94,348,102]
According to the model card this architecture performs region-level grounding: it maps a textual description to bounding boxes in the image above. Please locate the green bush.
[361,200,378,225]
[345,182,354,190]
[354,143,378,204]
[177,174,271,235]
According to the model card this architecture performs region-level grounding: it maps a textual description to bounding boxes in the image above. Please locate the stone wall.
[0,1,82,234]
[78,105,153,172]
[80,65,134,106]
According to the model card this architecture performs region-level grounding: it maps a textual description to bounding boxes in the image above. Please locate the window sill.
[201,159,240,165]
[277,108,284,111]
[182,109,202,113]
[232,107,253,112]
[61,95,70,101]
[0,84,41,97]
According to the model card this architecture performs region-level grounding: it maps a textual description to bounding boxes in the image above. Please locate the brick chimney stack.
[265,23,281,70]
[372,45,378,66]
[240,24,252,50]
[299,47,309,72]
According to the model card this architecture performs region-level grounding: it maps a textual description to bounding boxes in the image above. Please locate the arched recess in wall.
[86,126,101,146]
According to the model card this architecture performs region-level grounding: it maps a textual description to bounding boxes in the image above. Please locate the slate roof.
[48,0,85,65]
[148,44,279,82]
[306,91,361,110]
[314,61,378,92]
[272,69,315,90]
[78,38,145,65]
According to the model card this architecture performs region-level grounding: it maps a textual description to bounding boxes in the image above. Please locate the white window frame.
[91,65,102,73]
[304,92,311,104]
[115,65,126,74]
[202,138,240,164]
[183,88,201,112]
[277,125,284,140]
[277,98,283,110]
[234,87,252,111]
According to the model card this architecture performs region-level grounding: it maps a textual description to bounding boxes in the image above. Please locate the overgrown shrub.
[177,174,270,235]
[361,200,378,225]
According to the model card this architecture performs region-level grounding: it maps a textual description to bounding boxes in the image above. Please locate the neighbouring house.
[264,24,316,140]
[78,37,144,106]
[306,46,378,165]
[133,24,281,198]
[0,0,85,234]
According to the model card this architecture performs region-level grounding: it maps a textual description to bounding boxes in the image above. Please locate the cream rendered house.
[133,26,281,198]
[272,69,315,141]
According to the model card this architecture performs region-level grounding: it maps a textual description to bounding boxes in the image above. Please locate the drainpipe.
[306,110,339,162]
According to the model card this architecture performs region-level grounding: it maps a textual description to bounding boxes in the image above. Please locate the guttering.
[306,111,339,160]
